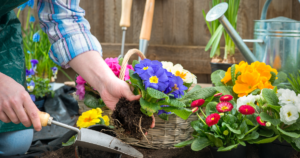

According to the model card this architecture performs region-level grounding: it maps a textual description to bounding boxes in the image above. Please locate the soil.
[111,97,152,140]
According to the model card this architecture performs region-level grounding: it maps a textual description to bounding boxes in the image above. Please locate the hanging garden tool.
[139,0,155,60]
[37,111,143,158]
[119,0,133,59]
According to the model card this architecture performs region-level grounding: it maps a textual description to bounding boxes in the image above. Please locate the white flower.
[161,61,173,72]
[278,89,297,106]
[277,88,289,98]
[27,86,34,92]
[280,104,299,125]
[191,73,197,84]
[171,64,195,83]
[237,94,258,109]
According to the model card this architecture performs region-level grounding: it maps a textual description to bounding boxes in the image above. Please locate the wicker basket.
[74,49,198,149]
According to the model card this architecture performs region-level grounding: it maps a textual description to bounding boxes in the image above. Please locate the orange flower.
[221,61,248,84]
[251,61,278,81]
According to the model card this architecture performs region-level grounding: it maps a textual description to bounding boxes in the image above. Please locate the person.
[0,0,155,156]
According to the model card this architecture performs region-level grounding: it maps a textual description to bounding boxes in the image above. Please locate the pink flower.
[124,65,134,81]
[76,75,86,85]
[105,58,121,77]
[76,84,85,100]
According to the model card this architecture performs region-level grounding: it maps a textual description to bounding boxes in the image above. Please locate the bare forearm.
[68,51,117,92]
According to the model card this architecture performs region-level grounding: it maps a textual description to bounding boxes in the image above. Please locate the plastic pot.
[209,145,246,158]
[34,96,46,111]
[258,139,297,158]
[211,63,233,74]
[75,125,122,158]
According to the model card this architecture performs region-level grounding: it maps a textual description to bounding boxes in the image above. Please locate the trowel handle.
[120,0,133,27]
[140,0,155,41]
[38,111,52,126]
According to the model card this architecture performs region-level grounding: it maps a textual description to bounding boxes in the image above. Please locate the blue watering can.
[206,0,300,75]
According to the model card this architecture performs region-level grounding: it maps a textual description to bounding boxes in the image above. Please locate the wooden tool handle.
[120,0,133,27]
[139,0,155,41]
[38,111,51,127]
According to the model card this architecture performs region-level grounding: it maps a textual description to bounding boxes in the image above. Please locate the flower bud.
[223,130,229,136]
[191,99,205,107]
[219,113,224,116]
[192,107,199,113]
[214,93,222,97]
[266,122,271,127]
[220,95,233,102]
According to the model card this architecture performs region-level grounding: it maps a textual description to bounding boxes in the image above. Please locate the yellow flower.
[221,61,248,84]
[251,61,278,81]
[102,115,110,126]
[77,108,102,128]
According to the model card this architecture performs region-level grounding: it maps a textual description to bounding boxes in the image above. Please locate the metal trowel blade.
[74,128,143,158]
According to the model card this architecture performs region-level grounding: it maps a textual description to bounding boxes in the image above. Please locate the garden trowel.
[38,111,143,158]
[119,0,133,59]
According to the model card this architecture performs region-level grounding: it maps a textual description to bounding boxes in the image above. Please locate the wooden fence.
[17,0,300,83]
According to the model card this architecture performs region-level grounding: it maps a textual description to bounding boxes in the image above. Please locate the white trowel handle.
[120,0,133,27]
[38,111,80,133]
[140,0,155,41]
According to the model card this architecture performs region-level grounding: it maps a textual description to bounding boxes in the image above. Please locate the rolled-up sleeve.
[37,0,102,68]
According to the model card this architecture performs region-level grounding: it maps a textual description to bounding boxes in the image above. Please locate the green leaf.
[62,135,77,146]
[129,70,146,98]
[191,137,212,151]
[174,139,195,148]
[158,113,169,121]
[224,114,237,125]
[293,137,300,149]
[269,71,277,84]
[132,60,139,68]
[251,89,261,95]
[225,123,241,134]
[259,128,274,137]
[231,64,236,85]
[277,126,300,138]
[217,144,239,152]
[274,72,287,86]
[249,135,279,144]
[140,107,153,117]
[211,70,226,86]
[259,112,280,126]
[214,86,233,96]
[140,98,160,114]
[205,102,218,116]
[83,93,105,108]
[209,29,223,58]
[118,58,124,66]
[183,82,193,90]
[262,88,279,106]
[243,131,259,141]
[205,25,223,51]
[191,120,203,132]
[267,104,281,113]
[147,87,169,101]
[180,86,216,105]
[161,107,192,120]
[285,118,300,131]
[205,132,223,147]
[99,117,105,125]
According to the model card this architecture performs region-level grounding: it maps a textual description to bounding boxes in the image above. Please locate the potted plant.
[175,61,289,158]
[203,0,240,73]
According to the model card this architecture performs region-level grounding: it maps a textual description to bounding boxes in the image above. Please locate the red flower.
[239,105,255,115]
[192,107,199,113]
[191,99,205,107]
[214,93,222,97]
[220,95,233,102]
[256,116,266,126]
[216,102,233,113]
[206,113,221,127]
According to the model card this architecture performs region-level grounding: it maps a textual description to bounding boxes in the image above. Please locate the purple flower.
[76,75,86,85]
[30,94,36,102]
[170,76,187,98]
[29,15,35,22]
[33,32,40,42]
[26,68,35,77]
[139,66,169,92]
[134,59,162,77]
[27,0,34,8]
[76,84,85,100]
[30,59,38,71]
[164,69,175,94]
[158,110,172,115]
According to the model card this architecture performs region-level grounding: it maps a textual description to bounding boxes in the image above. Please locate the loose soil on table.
[111,97,152,140]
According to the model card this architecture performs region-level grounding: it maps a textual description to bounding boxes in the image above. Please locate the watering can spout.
[206,3,258,63]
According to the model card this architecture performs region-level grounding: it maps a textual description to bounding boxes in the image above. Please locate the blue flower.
[164,69,175,94]
[33,32,40,42]
[30,94,36,102]
[140,66,169,92]
[170,76,187,98]
[27,0,34,8]
[27,51,32,54]
[29,15,35,23]
[26,68,35,77]
[134,59,162,77]
[158,110,172,115]
[17,2,28,10]
[27,80,35,92]
[51,67,58,79]
[30,59,38,68]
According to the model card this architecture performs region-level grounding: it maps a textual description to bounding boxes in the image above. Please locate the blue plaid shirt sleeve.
[37,0,102,68]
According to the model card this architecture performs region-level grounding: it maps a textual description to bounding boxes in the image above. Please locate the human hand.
[0,73,42,131]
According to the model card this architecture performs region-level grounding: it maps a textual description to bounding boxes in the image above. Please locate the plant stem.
[244,125,259,136]
[196,112,207,125]
[199,108,207,118]
[25,8,31,30]
[17,9,21,18]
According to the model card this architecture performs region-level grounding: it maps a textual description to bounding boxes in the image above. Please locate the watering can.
[206,0,300,74]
